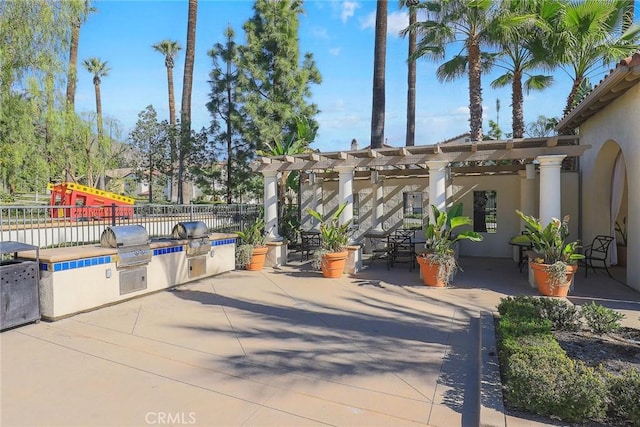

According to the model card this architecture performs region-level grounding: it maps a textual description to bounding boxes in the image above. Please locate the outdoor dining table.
[509,238,534,273]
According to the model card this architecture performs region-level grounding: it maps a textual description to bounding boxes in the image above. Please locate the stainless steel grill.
[171,221,210,258]
[100,225,152,269]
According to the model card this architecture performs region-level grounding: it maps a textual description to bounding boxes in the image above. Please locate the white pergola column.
[519,166,537,229]
[371,170,384,231]
[335,165,354,225]
[536,154,566,225]
[262,170,281,241]
[312,174,323,229]
[426,160,450,223]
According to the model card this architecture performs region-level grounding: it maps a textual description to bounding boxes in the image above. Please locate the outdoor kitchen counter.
[16,232,238,263]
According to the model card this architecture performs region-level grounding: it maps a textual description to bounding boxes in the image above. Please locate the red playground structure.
[47,182,135,220]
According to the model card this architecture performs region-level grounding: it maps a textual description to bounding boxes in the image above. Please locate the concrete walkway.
[2,257,639,427]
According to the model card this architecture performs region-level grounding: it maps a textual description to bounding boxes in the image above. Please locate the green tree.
[207,25,250,204]
[82,57,109,140]
[178,0,198,204]
[239,0,321,153]
[0,0,82,192]
[411,0,505,142]
[402,0,420,146]
[371,0,388,149]
[152,39,182,201]
[129,106,170,203]
[548,0,640,115]
[489,0,554,138]
[526,115,558,137]
[66,0,94,108]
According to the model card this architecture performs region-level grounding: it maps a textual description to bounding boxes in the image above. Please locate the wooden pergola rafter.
[251,136,589,176]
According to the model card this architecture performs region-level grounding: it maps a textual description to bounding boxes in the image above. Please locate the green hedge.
[496,296,637,425]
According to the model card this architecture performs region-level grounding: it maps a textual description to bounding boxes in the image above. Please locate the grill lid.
[171,221,209,240]
[101,225,149,248]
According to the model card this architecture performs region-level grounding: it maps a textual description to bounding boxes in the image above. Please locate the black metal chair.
[582,235,614,278]
[388,229,416,271]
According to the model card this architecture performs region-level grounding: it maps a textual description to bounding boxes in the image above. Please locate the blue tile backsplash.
[41,238,236,272]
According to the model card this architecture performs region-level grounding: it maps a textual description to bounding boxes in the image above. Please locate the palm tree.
[548,0,640,115]
[152,39,181,202]
[153,40,182,125]
[411,0,505,142]
[489,1,553,138]
[402,0,420,146]
[82,57,109,141]
[178,0,197,204]
[66,0,94,108]
[371,0,388,149]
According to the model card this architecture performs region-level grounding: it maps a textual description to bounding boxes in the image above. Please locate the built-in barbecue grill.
[171,221,210,277]
[100,225,151,294]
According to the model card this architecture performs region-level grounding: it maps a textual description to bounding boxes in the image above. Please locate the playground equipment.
[47,182,134,220]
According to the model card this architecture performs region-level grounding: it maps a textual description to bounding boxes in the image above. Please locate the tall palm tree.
[66,0,94,108]
[152,40,182,126]
[178,0,197,204]
[402,0,420,146]
[548,0,640,115]
[489,1,553,138]
[82,57,109,141]
[412,0,505,142]
[371,0,388,149]
[153,40,181,202]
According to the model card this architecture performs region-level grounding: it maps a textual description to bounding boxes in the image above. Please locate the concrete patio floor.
[2,256,639,427]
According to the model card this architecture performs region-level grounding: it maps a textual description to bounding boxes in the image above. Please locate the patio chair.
[582,235,614,278]
[388,229,416,271]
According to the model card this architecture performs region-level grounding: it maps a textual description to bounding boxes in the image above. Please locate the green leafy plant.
[235,217,266,268]
[418,203,483,285]
[307,203,351,253]
[516,210,584,289]
[581,302,625,335]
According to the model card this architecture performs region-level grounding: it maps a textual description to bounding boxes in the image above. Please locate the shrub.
[581,302,625,335]
[608,369,640,426]
[535,298,582,332]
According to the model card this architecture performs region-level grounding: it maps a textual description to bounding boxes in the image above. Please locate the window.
[473,190,497,233]
[403,192,423,229]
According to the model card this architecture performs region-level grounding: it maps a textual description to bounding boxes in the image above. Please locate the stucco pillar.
[371,171,384,231]
[262,170,281,241]
[536,154,566,225]
[519,168,537,228]
[335,165,354,225]
[312,174,323,229]
[426,160,449,223]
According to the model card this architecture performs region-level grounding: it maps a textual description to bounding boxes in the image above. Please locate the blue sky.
[74,0,638,153]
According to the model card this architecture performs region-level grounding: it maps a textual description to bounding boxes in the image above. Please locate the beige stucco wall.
[578,83,639,290]
[300,172,579,259]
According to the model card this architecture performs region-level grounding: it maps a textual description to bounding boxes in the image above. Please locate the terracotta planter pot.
[246,246,268,271]
[416,256,446,287]
[321,251,348,278]
[530,261,578,297]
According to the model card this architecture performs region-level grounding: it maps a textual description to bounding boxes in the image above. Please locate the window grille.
[473,190,497,233]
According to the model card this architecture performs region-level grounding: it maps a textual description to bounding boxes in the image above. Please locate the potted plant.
[235,217,268,271]
[416,204,483,287]
[307,203,351,278]
[516,210,584,296]
[615,217,627,267]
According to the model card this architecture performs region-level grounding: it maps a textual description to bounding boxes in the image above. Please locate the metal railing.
[1,203,260,249]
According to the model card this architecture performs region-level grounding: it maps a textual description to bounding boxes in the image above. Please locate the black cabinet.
[1,242,40,331]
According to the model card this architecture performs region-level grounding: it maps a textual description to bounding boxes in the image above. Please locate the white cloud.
[387,11,409,37]
[341,1,360,23]
[360,11,375,30]
[329,47,341,56]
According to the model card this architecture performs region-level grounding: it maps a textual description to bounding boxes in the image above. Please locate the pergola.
[252,135,589,241]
